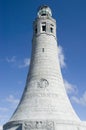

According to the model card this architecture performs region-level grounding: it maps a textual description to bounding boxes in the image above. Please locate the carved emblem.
[24,121,54,130]
[38,78,49,88]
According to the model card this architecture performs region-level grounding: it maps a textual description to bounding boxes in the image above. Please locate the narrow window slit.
[50,27,53,33]
[35,25,37,34]
[42,48,44,52]
[50,24,54,33]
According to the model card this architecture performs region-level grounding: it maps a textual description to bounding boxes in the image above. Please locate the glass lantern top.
[37,5,52,17]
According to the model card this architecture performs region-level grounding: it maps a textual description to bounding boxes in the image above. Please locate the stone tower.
[3,5,86,130]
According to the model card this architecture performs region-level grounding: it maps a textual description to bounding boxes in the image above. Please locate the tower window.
[41,13,46,16]
[42,22,46,32]
[42,25,46,31]
[35,25,37,34]
[50,27,53,33]
[42,48,44,52]
[50,24,54,33]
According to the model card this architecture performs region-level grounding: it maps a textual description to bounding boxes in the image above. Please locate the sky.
[0,0,86,129]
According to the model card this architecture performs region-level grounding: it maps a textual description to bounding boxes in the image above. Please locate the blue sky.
[0,0,86,128]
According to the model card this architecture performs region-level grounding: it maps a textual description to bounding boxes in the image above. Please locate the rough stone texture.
[3,6,86,130]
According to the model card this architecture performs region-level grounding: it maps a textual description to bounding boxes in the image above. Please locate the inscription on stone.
[28,93,58,98]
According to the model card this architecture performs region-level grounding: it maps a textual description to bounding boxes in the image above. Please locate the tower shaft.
[3,5,86,130]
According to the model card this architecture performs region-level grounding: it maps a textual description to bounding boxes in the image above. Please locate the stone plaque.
[24,121,54,130]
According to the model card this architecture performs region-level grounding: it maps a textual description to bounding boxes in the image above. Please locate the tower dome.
[37,5,52,17]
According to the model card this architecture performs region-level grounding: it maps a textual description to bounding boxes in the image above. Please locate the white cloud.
[64,79,86,107]
[0,114,9,128]
[64,80,78,94]
[6,95,19,105]
[6,56,16,63]
[64,80,86,107]
[19,58,30,68]
[0,95,19,126]
[0,126,2,130]
[71,91,86,106]
[0,107,8,112]
[58,45,66,68]
[58,46,86,107]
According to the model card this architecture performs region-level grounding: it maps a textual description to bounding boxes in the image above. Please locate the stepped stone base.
[3,120,86,130]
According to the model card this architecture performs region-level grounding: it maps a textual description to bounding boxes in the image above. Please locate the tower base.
[3,120,86,130]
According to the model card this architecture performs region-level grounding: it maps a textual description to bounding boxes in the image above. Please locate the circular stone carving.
[38,78,49,88]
